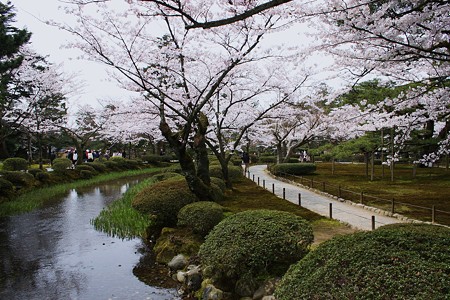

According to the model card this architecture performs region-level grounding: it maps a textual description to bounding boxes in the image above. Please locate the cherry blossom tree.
[313,0,449,166]
[58,0,304,200]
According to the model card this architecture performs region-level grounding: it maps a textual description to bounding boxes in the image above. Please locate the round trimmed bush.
[132,178,198,228]
[259,156,277,164]
[103,160,120,171]
[210,177,226,192]
[2,157,29,171]
[270,163,316,176]
[177,201,225,237]
[275,223,450,300]
[35,171,50,182]
[80,170,94,179]
[0,178,14,200]
[199,210,314,284]
[76,164,98,175]
[2,171,35,189]
[27,168,43,177]
[86,161,107,173]
[209,165,243,182]
[52,158,72,172]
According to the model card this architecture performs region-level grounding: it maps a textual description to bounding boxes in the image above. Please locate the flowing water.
[0,180,180,300]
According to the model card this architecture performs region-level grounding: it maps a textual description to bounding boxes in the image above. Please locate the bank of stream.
[0,178,180,300]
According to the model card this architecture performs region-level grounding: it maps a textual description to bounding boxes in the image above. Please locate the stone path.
[248,165,406,231]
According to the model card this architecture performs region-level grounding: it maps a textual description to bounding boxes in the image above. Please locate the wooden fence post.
[298,193,301,206]
[432,205,435,223]
[272,183,275,194]
[283,188,285,200]
[360,192,364,204]
[372,216,376,230]
[391,198,395,214]
[329,203,333,219]
[338,185,341,198]
[263,179,265,189]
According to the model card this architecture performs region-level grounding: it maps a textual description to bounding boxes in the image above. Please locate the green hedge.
[210,177,226,192]
[177,201,224,237]
[132,177,198,228]
[259,156,277,163]
[275,223,450,300]
[2,158,29,171]
[199,210,314,287]
[52,158,72,172]
[1,171,35,189]
[269,163,316,176]
[76,164,98,175]
[0,178,14,201]
[209,165,243,182]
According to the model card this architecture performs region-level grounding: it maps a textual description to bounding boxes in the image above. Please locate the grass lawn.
[280,162,450,226]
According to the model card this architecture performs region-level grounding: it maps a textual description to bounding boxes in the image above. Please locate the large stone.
[202,284,224,300]
[168,254,188,271]
[252,278,280,300]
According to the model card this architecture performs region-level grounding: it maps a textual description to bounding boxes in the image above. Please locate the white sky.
[10,0,344,110]
[12,0,134,109]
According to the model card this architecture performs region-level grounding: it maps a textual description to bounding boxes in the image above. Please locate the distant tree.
[0,1,31,158]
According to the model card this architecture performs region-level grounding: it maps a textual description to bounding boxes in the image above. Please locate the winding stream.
[0,179,180,300]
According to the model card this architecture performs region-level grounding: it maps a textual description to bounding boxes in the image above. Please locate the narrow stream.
[0,179,180,300]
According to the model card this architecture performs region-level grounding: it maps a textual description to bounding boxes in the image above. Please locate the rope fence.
[273,171,450,226]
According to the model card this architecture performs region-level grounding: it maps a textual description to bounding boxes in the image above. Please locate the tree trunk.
[364,152,369,178]
[159,118,216,202]
[331,157,335,175]
[370,151,374,181]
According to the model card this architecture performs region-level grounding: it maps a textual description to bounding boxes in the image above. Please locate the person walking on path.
[242,151,250,173]
[248,164,406,231]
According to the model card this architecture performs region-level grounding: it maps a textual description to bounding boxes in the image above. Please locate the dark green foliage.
[275,223,450,300]
[249,154,258,163]
[2,157,28,171]
[210,177,226,192]
[270,163,316,176]
[199,210,314,284]
[259,156,277,164]
[52,158,72,172]
[86,161,107,173]
[35,171,50,182]
[230,156,243,166]
[177,201,224,237]
[132,178,198,228]
[210,183,224,202]
[103,160,120,171]
[79,170,93,179]
[2,171,35,189]
[151,172,183,182]
[76,164,98,175]
[0,178,14,200]
[209,165,243,182]
[27,168,43,177]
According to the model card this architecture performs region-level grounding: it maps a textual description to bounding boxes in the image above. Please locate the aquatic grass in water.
[0,168,158,217]
[92,177,156,239]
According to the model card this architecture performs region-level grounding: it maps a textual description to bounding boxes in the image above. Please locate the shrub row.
[0,158,147,202]
[269,163,317,176]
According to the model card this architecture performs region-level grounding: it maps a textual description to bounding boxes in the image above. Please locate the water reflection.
[0,179,179,300]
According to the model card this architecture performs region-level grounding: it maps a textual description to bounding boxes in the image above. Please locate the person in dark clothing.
[242,151,250,173]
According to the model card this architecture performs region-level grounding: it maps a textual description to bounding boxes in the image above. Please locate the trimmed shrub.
[199,210,314,285]
[210,177,226,192]
[103,160,120,171]
[80,170,94,179]
[28,168,43,177]
[270,163,316,176]
[259,156,277,164]
[211,183,224,202]
[275,223,450,300]
[132,178,198,228]
[0,178,14,200]
[86,161,107,173]
[2,157,29,171]
[209,165,243,182]
[109,157,129,170]
[52,158,72,172]
[35,171,50,182]
[76,164,98,175]
[177,201,225,237]
[2,171,35,189]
